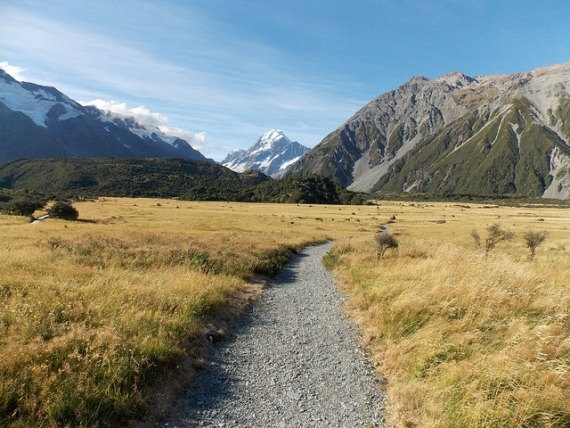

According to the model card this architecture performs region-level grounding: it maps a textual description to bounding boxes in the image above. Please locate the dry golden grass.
[327,201,570,427]
[1,197,568,426]
[0,197,378,426]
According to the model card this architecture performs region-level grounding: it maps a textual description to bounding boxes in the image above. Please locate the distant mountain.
[285,62,570,199]
[222,129,309,177]
[0,68,209,164]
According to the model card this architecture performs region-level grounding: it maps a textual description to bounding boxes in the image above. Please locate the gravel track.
[167,243,387,427]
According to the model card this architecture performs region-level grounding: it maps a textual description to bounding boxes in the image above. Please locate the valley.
[1,198,568,426]
[2,3,569,427]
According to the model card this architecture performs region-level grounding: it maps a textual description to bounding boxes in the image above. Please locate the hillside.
[0,157,363,204]
[284,63,570,199]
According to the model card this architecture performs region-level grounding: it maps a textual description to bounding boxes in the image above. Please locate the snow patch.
[0,62,26,81]
[509,122,523,151]
[0,76,82,127]
[279,155,303,171]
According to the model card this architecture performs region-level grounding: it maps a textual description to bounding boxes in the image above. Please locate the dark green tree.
[3,197,46,217]
[48,201,79,220]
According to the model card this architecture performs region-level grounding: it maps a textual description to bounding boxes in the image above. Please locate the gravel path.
[167,243,388,427]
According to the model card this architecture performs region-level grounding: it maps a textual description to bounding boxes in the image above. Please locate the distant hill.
[0,68,210,164]
[222,129,309,177]
[0,157,364,204]
[285,63,570,199]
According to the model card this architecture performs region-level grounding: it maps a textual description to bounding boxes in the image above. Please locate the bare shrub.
[485,223,514,255]
[471,229,481,247]
[523,230,547,260]
[375,231,399,258]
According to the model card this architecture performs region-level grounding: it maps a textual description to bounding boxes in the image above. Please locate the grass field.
[326,201,570,427]
[1,198,569,427]
[0,198,377,426]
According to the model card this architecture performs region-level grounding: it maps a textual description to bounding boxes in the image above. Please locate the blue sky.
[1,0,569,161]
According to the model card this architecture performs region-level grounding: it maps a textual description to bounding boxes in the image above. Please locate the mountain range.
[222,129,309,177]
[285,62,570,199]
[2,63,570,200]
[0,68,209,164]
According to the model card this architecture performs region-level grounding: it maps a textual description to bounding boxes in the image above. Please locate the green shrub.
[2,197,46,217]
[48,201,79,220]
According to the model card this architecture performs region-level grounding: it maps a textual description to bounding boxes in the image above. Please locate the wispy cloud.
[0,1,369,160]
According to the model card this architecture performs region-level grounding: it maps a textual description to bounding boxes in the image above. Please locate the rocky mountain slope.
[222,129,309,177]
[285,62,570,199]
[0,69,209,164]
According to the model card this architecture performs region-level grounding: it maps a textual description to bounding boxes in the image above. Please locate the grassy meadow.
[326,201,570,427]
[0,198,376,426]
[1,197,569,427]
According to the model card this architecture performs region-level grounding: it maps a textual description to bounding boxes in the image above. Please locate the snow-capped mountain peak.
[222,129,309,177]
[0,68,210,164]
[0,68,83,127]
[257,129,287,146]
[250,129,290,154]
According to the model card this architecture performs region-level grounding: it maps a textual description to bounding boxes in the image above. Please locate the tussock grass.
[2,198,568,426]
[328,202,570,427]
[0,198,378,426]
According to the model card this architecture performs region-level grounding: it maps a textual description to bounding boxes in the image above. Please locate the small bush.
[48,201,79,220]
[484,223,514,255]
[375,231,399,258]
[523,230,547,260]
[253,246,297,277]
[1,197,46,217]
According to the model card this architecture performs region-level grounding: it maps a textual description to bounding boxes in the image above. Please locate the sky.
[1,0,569,161]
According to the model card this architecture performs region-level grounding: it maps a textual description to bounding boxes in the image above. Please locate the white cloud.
[82,99,207,149]
[0,61,26,81]
[0,3,367,160]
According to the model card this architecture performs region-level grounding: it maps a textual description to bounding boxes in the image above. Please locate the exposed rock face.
[285,63,570,199]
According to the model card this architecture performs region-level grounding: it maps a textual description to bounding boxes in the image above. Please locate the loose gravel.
[167,243,388,427]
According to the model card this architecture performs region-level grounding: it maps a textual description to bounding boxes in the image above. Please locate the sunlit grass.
[327,202,570,427]
[1,197,569,426]
[0,197,378,426]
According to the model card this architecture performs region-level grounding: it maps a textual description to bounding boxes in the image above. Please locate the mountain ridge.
[0,69,210,164]
[0,157,364,205]
[284,62,570,199]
